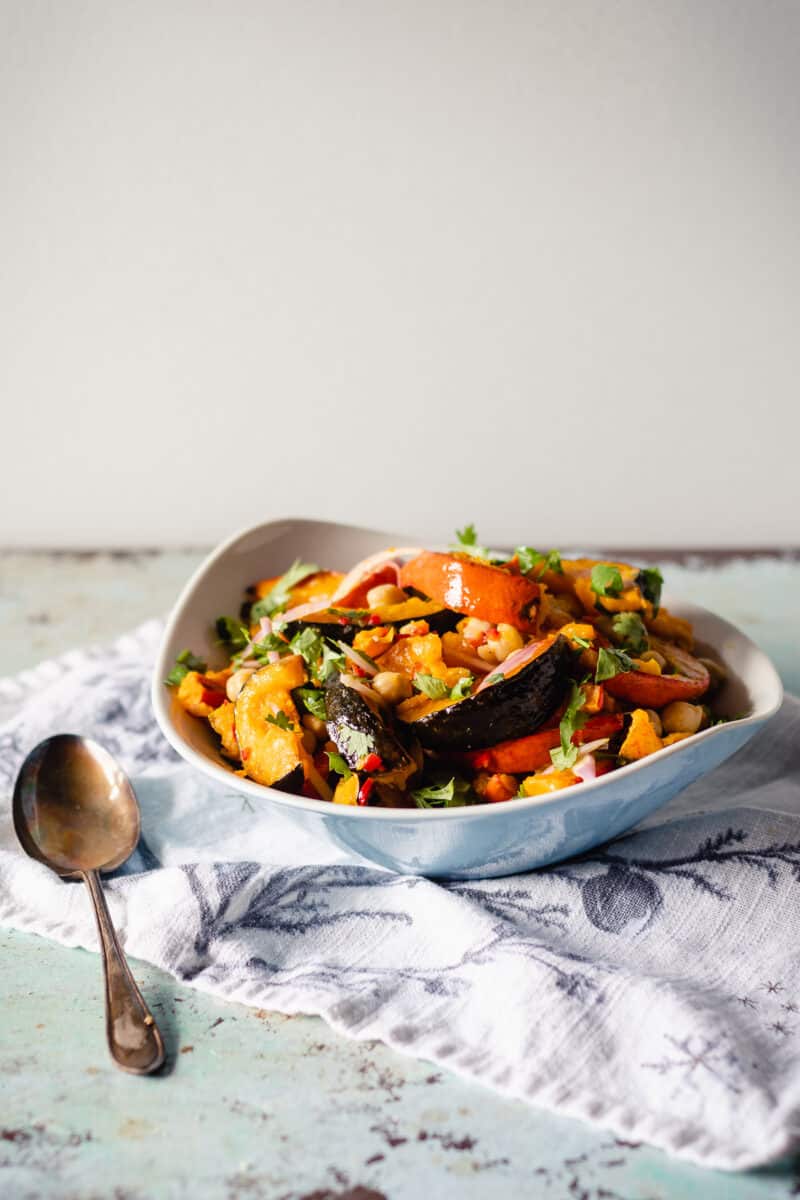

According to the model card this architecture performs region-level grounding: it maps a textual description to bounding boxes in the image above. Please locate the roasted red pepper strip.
[461,713,624,774]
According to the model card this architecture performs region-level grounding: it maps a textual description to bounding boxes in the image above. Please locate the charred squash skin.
[325,677,417,784]
[403,635,575,752]
[282,606,459,647]
[399,552,540,633]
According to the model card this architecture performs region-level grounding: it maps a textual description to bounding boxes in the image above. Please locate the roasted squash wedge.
[399,552,540,633]
[234,657,310,790]
[208,700,239,760]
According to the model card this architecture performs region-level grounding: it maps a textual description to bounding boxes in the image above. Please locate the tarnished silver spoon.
[13,734,165,1074]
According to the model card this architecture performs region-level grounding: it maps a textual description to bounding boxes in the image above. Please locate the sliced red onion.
[341,673,386,706]
[329,546,423,605]
[475,638,546,693]
[258,616,273,638]
[336,640,378,677]
[267,650,281,664]
[573,755,597,783]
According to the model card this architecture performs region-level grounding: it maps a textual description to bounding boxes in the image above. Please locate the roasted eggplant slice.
[401,634,575,751]
[326,676,417,785]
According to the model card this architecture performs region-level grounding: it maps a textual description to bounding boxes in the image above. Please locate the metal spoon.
[13,734,165,1075]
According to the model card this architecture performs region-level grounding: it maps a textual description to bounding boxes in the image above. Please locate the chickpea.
[477,623,524,664]
[366,583,407,608]
[639,649,667,671]
[371,671,414,704]
[300,729,317,754]
[645,708,663,737]
[461,617,491,646]
[226,667,255,702]
[661,701,704,735]
[302,713,327,739]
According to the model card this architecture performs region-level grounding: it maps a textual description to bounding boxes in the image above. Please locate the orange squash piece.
[399,552,540,633]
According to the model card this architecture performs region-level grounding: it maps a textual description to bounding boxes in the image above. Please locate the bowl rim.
[151,516,785,823]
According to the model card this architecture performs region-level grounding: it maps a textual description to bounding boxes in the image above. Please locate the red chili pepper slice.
[368,613,383,626]
[362,752,384,773]
[357,778,376,806]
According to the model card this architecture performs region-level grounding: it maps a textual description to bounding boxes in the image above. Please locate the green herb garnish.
[639,566,664,615]
[590,563,624,599]
[250,559,319,621]
[294,687,328,721]
[611,612,648,656]
[335,727,373,765]
[485,673,504,686]
[215,616,250,651]
[595,646,635,682]
[165,649,207,686]
[250,632,290,660]
[318,641,346,683]
[449,674,475,700]
[550,680,591,769]
[451,523,490,560]
[413,674,451,700]
[411,775,476,809]
[290,626,324,673]
[516,547,563,577]
[326,608,370,622]
[326,750,352,779]
[266,710,294,731]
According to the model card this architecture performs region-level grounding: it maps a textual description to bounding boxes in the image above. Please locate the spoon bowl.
[13,734,165,1074]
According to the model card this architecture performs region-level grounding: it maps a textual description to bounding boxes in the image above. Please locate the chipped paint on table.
[1,549,799,1199]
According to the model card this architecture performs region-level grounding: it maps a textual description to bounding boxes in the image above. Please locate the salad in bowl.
[163,526,731,812]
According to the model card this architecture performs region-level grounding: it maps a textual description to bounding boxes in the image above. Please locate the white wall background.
[1,0,798,549]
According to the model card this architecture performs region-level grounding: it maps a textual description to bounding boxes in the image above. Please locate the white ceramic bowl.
[151,518,783,879]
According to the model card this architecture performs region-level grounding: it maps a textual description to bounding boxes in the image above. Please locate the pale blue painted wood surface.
[1,550,798,1199]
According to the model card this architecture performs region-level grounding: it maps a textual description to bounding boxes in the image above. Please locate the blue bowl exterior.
[239,719,762,879]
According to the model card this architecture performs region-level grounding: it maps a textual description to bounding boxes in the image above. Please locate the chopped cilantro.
[550,680,591,769]
[334,727,374,766]
[214,616,250,651]
[485,672,504,686]
[289,626,324,672]
[318,641,346,683]
[449,674,475,700]
[164,649,207,686]
[414,672,475,701]
[611,612,648,656]
[413,673,451,700]
[250,559,319,620]
[250,631,290,659]
[570,633,593,650]
[595,646,635,682]
[639,566,664,615]
[411,775,476,809]
[266,710,294,731]
[516,546,564,577]
[590,563,624,598]
[294,687,327,721]
[326,750,352,779]
[451,523,490,560]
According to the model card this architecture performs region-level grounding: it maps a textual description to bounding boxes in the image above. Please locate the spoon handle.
[83,869,165,1074]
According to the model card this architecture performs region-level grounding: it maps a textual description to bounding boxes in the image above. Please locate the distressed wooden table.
[2,549,799,1200]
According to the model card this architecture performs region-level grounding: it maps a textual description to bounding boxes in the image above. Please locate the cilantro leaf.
[590,564,624,598]
[411,775,476,809]
[639,566,664,615]
[611,612,648,656]
[414,673,450,700]
[485,673,504,686]
[164,649,207,686]
[451,523,490,560]
[266,710,294,731]
[326,750,352,779]
[595,646,635,682]
[334,727,374,766]
[449,674,475,700]
[569,633,593,650]
[214,616,250,651]
[318,641,346,683]
[516,547,563,577]
[550,680,591,769]
[289,626,324,672]
[325,607,369,622]
[250,631,290,660]
[250,559,319,620]
[294,686,327,721]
